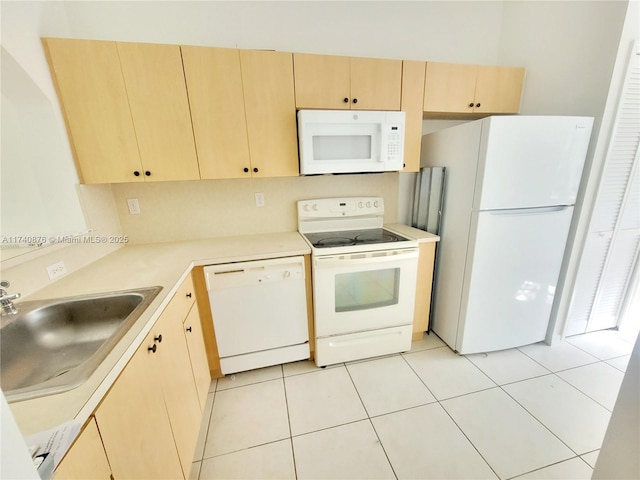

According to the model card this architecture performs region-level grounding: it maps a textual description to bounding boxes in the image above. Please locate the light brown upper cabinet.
[401,61,426,172]
[43,38,199,183]
[183,47,298,178]
[240,50,299,177]
[293,53,402,110]
[43,38,141,184]
[423,62,525,115]
[117,42,200,182]
[182,46,251,179]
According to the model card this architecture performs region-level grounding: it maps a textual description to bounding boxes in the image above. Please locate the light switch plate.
[255,193,265,207]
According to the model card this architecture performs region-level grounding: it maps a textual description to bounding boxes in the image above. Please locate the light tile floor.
[190,329,637,479]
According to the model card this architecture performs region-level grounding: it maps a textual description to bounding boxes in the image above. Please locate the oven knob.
[358,202,363,208]
[312,204,319,211]
[366,201,371,208]
[303,204,310,212]
[374,201,379,208]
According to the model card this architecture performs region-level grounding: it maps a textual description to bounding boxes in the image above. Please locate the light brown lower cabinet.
[183,301,211,411]
[412,241,437,340]
[94,324,185,479]
[154,299,203,477]
[54,418,112,480]
[56,274,211,479]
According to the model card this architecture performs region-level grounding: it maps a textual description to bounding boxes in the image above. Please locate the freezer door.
[456,206,574,354]
[475,116,593,210]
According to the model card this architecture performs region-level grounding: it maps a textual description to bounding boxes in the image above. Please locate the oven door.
[312,248,419,337]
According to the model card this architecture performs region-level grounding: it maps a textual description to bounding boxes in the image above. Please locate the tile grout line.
[497,380,582,460]
[280,365,301,480]
[502,454,590,480]
[196,335,618,478]
[437,405,502,479]
[398,348,502,478]
[343,362,399,480]
[402,344,585,479]
[466,349,598,475]
[198,376,290,464]
[515,344,600,373]
[552,363,618,412]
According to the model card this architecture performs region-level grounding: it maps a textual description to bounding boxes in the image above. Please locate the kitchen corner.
[7,232,310,437]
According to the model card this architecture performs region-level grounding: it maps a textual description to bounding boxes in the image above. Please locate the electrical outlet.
[127,198,141,215]
[255,192,265,207]
[47,261,67,280]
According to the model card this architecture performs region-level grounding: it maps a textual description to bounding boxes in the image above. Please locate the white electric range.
[298,197,419,366]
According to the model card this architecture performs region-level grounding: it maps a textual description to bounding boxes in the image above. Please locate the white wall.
[498,1,627,117]
[0,2,124,302]
[61,1,505,63]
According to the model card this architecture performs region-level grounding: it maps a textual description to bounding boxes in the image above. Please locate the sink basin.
[0,286,162,402]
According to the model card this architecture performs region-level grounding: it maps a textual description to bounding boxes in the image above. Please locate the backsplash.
[1,173,399,299]
[111,173,400,244]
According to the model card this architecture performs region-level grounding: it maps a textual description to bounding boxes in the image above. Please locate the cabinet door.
[350,57,402,110]
[54,418,111,480]
[183,302,211,411]
[42,38,142,184]
[155,282,203,479]
[182,46,252,179]
[413,241,436,338]
[95,333,184,479]
[117,42,200,182]
[293,53,351,109]
[474,65,525,114]
[401,60,426,172]
[241,50,299,177]
[423,62,478,114]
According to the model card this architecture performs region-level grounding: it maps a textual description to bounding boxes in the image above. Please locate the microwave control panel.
[383,123,403,163]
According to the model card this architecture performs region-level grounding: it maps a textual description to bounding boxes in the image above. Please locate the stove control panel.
[298,197,384,218]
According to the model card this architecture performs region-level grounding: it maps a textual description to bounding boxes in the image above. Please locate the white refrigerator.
[421,116,593,354]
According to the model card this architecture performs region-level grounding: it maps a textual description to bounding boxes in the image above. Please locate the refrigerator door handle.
[485,205,572,216]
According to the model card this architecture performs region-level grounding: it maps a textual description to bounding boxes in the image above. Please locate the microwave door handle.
[315,250,418,268]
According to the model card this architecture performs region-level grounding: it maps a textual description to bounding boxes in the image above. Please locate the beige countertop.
[385,223,440,243]
[9,232,310,436]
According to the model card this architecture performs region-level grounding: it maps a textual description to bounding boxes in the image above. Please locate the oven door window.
[335,267,400,312]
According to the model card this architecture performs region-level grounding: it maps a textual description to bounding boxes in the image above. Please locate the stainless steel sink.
[0,286,162,402]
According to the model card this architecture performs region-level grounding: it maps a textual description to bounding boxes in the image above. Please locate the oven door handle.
[314,249,418,267]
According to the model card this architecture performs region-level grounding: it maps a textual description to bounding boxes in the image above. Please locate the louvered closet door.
[566,40,640,335]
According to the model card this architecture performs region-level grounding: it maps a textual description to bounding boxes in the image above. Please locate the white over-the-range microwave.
[297,109,406,175]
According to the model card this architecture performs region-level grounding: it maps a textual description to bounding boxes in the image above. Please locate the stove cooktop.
[303,228,412,249]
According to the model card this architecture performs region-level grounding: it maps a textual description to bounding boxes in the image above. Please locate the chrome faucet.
[0,281,21,315]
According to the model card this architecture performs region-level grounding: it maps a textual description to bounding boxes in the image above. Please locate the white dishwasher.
[204,256,310,375]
